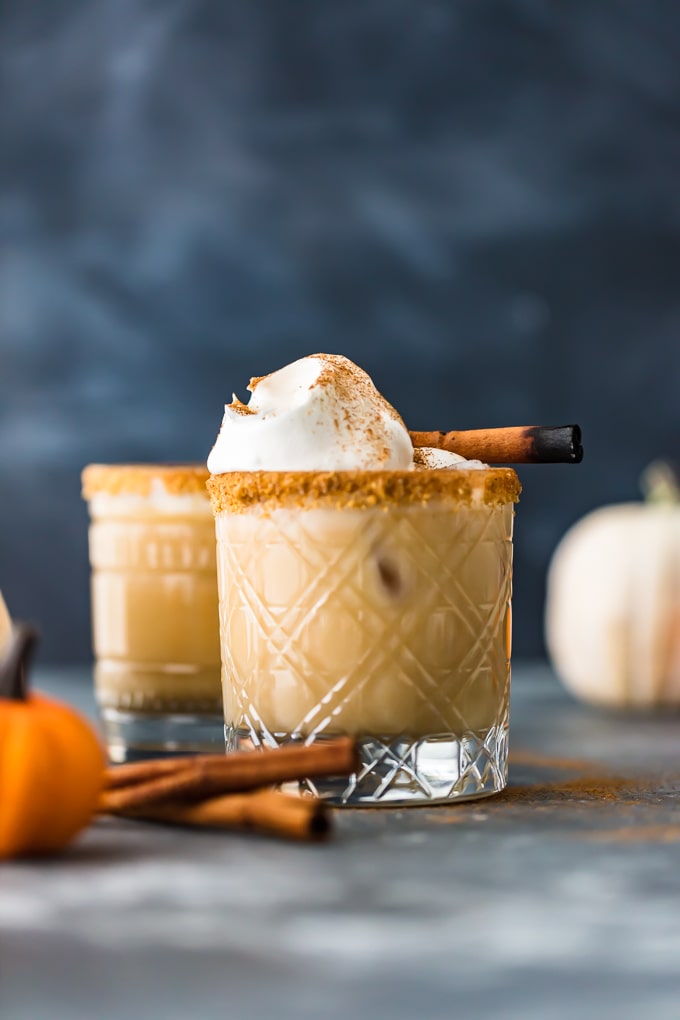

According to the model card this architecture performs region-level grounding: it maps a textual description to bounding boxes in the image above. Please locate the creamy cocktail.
[207,356,519,805]
[82,465,223,762]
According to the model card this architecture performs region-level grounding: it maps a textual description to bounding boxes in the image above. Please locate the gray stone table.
[3,663,680,1020]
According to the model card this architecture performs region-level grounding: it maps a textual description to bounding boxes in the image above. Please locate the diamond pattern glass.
[217,500,514,805]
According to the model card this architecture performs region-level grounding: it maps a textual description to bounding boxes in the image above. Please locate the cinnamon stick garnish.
[410,425,583,465]
[101,738,358,812]
[118,790,330,842]
[105,757,200,790]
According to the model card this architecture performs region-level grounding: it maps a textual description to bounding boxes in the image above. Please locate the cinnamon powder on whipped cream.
[207,354,414,474]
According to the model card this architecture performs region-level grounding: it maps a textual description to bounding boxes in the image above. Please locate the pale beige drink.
[82,465,222,761]
[209,466,519,804]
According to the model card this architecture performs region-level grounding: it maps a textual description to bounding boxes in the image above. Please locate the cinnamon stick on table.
[120,790,331,843]
[101,738,358,813]
[410,425,583,465]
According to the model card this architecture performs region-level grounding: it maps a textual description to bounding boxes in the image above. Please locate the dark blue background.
[2,0,679,662]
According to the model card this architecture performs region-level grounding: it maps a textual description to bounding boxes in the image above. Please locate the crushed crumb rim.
[208,468,520,514]
[82,464,210,499]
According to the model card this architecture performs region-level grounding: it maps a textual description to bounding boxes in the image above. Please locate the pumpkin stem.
[640,461,680,505]
[0,624,39,702]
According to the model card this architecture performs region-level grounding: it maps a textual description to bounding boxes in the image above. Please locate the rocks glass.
[82,465,222,762]
[209,468,520,805]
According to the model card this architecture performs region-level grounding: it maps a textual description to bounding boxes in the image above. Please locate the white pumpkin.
[546,467,680,708]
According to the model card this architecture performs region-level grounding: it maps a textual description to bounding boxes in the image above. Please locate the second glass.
[83,464,223,762]
[209,467,520,805]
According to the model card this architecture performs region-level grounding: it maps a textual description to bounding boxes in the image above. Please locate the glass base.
[225,725,508,806]
[102,708,226,763]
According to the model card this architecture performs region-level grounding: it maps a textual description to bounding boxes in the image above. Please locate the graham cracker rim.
[82,464,210,499]
[207,468,520,514]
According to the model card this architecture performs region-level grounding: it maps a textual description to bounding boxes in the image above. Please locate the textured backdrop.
[1,0,680,662]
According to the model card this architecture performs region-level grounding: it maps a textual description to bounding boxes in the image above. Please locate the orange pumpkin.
[0,625,105,859]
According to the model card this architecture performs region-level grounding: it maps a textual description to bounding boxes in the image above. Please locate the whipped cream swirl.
[207,354,414,473]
